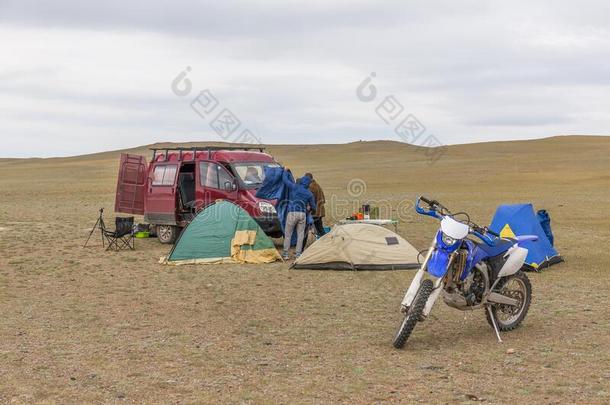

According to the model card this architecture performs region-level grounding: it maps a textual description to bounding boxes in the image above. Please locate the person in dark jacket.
[281,169,316,260]
[304,173,326,237]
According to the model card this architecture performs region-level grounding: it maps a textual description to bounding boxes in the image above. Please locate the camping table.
[338,219,399,233]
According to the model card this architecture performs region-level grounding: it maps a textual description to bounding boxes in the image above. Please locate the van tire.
[157,225,178,244]
[268,231,284,239]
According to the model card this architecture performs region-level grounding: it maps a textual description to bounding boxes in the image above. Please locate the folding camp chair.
[103,216,135,251]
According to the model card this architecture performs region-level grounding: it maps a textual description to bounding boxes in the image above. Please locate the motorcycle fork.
[423,252,457,317]
[401,241,436,309]
[401,245,457,317]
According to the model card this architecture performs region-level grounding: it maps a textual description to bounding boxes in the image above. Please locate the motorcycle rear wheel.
[393,279,434,349]
[486,271,532,331]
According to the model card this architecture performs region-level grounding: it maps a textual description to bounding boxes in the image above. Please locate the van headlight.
[258,202,276,214]
[441,233,457,246]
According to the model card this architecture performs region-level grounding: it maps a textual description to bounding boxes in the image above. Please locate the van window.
[152,165,178,186]
[233,162,281,188]
[200,162,218,188]
[218,165,233,188]
[200,162,234,190]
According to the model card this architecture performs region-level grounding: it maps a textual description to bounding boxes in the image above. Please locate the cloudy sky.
[1,0,609,157]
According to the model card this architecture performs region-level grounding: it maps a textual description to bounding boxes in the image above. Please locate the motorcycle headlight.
[441,233,457,246]
[258,201,276,214]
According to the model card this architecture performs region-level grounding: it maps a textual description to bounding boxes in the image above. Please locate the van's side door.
[146,163,179,225]
[197,161,238,209]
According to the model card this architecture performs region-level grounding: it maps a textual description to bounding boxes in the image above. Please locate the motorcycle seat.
[516,234,538,243]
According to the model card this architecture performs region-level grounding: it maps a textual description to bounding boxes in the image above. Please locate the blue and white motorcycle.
[393,196,537,349]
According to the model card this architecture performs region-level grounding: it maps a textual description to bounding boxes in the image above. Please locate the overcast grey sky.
[1,0,609,157]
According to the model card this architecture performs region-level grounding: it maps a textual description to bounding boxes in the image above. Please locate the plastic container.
[362,204,371,220]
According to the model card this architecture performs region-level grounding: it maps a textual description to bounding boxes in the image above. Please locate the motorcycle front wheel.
[486,271,532,331]
[393,279,434,349]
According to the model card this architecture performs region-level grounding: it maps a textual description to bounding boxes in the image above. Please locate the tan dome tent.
[291,223,420,270]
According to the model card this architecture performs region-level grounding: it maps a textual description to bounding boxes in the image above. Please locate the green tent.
[161,200,281,265]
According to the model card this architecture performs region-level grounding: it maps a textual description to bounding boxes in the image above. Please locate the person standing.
[305,173,326,237]
[281,169,316,260]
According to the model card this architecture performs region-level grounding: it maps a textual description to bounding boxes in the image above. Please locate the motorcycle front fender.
[427,249,451,278]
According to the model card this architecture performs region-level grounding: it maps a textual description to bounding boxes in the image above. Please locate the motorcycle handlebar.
[486,228,500,237]
[419,196,443,211]
[471,228,496,247]
[420,196,433,205]
[416,196,500,246]
[469,224,502,246]
[415,196,441,219]
[471,224,493,235]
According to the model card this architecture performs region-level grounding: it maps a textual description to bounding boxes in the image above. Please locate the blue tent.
[489,204,562,271]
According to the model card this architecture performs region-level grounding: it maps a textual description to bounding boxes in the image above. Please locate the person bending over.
[281,169,316,260]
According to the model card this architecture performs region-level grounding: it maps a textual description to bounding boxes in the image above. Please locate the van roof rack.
[150,146,266,160]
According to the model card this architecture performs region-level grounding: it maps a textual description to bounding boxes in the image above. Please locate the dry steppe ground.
[0,136,609,403]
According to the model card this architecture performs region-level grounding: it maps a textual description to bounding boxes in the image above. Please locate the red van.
[114,146,283,243]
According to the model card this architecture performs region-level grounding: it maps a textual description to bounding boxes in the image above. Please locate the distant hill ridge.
[1,134,609,161]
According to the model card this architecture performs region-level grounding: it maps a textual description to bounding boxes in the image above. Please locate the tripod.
[84,208,107,248]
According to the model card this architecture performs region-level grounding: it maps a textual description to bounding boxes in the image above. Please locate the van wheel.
[157,225,178,244]
[268,231,284,239]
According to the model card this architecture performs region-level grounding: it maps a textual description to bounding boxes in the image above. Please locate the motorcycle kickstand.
[486,305,503,343]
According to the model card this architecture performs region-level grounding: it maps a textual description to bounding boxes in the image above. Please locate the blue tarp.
[256,167,292,232]
[256,166,289,203]
[489,204,562,271]
[256,167,312,246]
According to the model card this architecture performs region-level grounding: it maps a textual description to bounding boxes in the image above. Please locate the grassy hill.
[0,136,609,403]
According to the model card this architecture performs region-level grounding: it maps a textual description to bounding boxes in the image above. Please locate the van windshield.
[233,162,280,188]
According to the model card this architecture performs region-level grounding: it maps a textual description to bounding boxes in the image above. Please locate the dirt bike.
[393,196,536,349]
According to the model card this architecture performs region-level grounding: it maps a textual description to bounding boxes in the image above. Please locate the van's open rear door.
[115,153,147,215]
